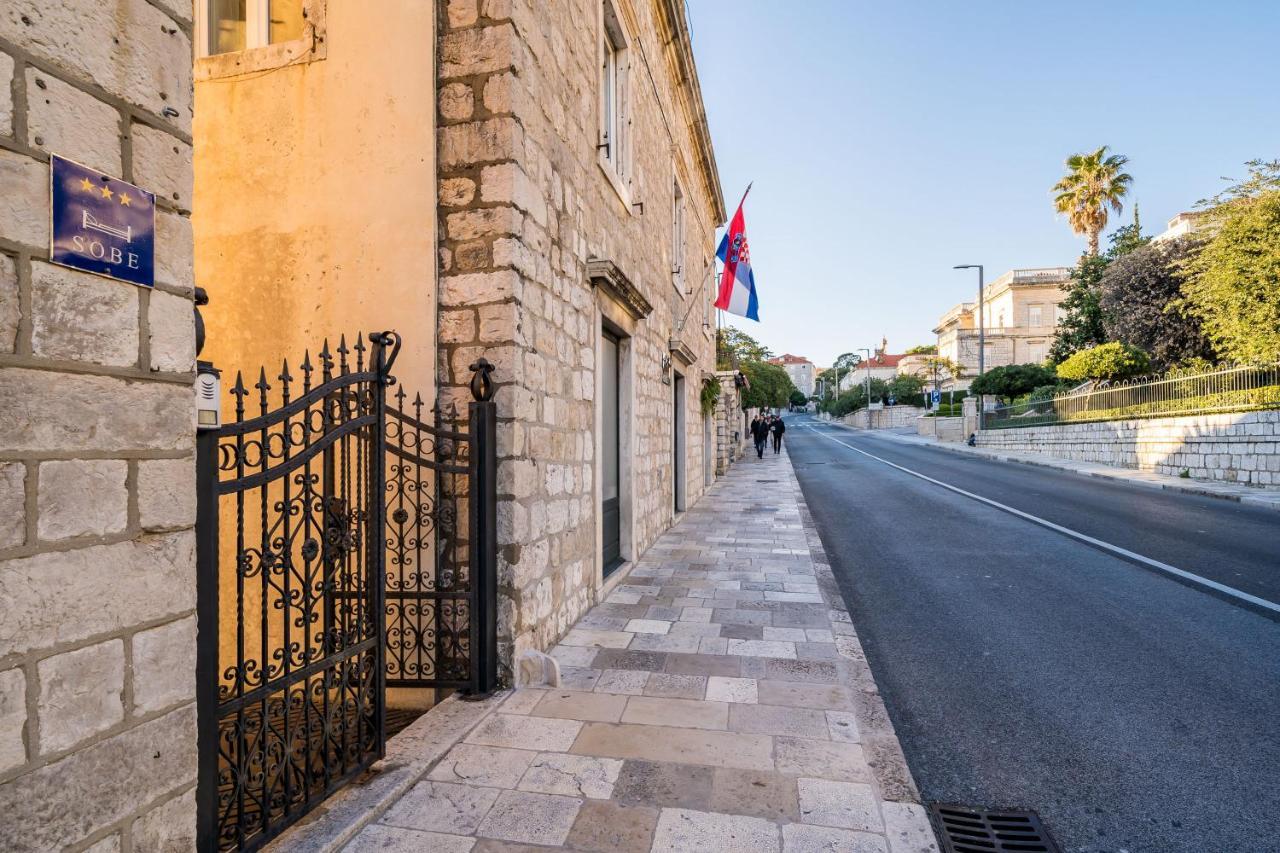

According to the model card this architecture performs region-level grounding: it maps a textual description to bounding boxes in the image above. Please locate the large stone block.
[0,0,193,134]
[0,461,24,549]
[0,51,13,135]
[130,615,195,714]
[0,253,18,354]
[446,205,523,241]
[442,270,521,305]
[0,368,194,453]
[131,123,193,211]
[131,787,196,852]
[482,162,547,226]
[0,704,196,851]
[37,639,125,754]
[439,117,523,169]
[0,149,50,250]
[440,24,518,78]
[147,289,195,372]
[0,666,26,773]
[0,530,195,658]
[36,459,128,542]
[25,68,122,175]
[30,262,139,367]
[154,209,194,291]
[440,81,475,122]
[137,456,196,531]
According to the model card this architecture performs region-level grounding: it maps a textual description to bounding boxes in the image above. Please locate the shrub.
[1055,342,1150,381]
[968,364,1058,400]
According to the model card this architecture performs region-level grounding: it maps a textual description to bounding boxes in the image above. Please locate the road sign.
[931,390,942,404]
[51,154,155,288]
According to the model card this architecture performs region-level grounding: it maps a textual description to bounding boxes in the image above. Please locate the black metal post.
[194,361,220,853]
[369,335,391,756]
[468,358,499,695]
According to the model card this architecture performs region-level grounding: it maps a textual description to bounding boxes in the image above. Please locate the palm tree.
[1052,146,1133,256]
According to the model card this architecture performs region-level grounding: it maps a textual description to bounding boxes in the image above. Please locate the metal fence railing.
[981,363,1280,430]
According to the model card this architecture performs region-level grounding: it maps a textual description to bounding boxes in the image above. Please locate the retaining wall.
[976,410,1280,486]
[844,405,926,430]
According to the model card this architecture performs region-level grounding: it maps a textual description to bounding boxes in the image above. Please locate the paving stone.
[517,752,622,798]
[782,823,889,853]
[645,606,682,621]
[727,639,797,659]
[571,723,774,771]
[558,667,602,690]
[591,648,667,672]
[705,676,758,704]
[499,689,546,715]
[565,799,659,853]
[624,619,671,634]
[643,673,707,700]
[427,743,537,788]
[826,710,862,743]
[594,669,650,695]
[697,637,729,655]
[531,689,626,723]
[721,623,765,640]
[763,627,808,642]
[729,703,828,739]
[662,652,741,678]
[548,645,597,667]
[346,825,477,852]
[797,641,841,660]
[380,781,499,835]
[713,608,772,627]
[765,658,839,683]
[560,628,633,649]
[667,621,722,638]
[758,680,854,710]
[465,713,582,751]
[629,633,703,653]
[797,778,883,832]
[776,738,872,782]
[709,767,800,821]
[476,790,581,846]
[882,801,941,853]
[651,807,780,852]
[621,696,728,730]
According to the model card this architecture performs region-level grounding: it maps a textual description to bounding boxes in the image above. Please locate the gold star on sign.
[100,185,113,200]
[118,193,132,207]
[79,178,95,192]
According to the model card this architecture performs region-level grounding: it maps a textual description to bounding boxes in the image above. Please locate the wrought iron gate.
[195,331,497,852]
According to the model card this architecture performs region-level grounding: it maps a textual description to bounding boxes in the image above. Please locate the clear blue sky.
[687,0,1280,368]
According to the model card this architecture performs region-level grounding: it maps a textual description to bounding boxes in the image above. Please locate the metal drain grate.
[929,803,1060,853]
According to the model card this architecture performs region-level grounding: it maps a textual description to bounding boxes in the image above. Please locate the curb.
[823,421,1280,513]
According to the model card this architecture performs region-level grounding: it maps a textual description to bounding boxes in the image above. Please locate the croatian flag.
[715,187,759,321]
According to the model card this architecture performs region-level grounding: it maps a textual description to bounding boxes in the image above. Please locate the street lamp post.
[953,264,985,376]
[858,347,872,410]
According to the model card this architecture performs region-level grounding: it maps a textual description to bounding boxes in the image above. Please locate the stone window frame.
[597,0,635,211]
[194,0,327,81]
[671,176,686,295]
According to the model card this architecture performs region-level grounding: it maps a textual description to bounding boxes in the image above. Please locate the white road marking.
[799,422,1280,617]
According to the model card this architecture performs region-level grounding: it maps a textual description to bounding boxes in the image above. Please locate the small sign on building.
[50,154,155,288]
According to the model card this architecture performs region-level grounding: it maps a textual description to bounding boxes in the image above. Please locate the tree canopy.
[740,360,796,410]
[1049,221,1148,364]
[716,327,772,369]
[1052,146,1134,256]
[968,364,1058,400]
[1098,237,1215,370]
[1055,342,1150,381]
[905,344,937,355]
[1180,162,1280,363]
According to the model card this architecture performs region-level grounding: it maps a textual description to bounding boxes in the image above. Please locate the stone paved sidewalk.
[338,446,938,853]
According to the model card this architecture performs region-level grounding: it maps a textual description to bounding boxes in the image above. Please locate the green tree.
[1180,162,1280,362]
[1052,146,1134,256]
[1099,237,1215,370]
[887,374,924,401]
[740,360,795,410]
[788,389,808,408]
[1055,342,1151,381]
[968,364,1058,400]
[1048,217,1150,365]
[716,327,772,369]
[905,344,938,355]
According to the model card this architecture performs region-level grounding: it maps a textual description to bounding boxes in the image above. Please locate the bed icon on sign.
[50,154,155,288]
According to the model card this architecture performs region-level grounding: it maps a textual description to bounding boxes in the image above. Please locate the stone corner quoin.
[0,1,198,850]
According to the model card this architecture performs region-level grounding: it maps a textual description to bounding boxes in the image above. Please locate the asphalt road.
[784,417,1280,853]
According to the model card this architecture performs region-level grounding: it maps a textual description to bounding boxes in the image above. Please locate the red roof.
[862,353,905,368]
[767,353,813,365]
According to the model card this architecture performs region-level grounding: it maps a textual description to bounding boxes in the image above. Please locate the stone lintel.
[668,337,697,368]
[587,258,651,321]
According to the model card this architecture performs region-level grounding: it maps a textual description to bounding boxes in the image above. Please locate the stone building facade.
[435,0,725,669]
[0,2,198,850]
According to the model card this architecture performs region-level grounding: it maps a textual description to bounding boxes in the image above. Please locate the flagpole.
[734,182,753,213]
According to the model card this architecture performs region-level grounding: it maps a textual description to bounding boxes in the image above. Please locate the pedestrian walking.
[771,414,786,454]
[750,414,769,459]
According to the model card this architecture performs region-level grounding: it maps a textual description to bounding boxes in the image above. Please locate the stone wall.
[0,3,197,850]
[976,411,1280,486]
[843,405,926,430]
[435,0,724,674]
[714,370,744,474]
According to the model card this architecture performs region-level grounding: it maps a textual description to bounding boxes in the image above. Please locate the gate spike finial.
[300,351,313,393]
[231,371,247,420]
[319,340,333,379]
[279,358,293,404]
[255,367,271,412]
[354,333,366,371]
[394,385,407,408]
[337,334,349,375]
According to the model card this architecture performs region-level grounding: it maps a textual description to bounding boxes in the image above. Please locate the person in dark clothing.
[771,416,786,454]
[750,415,769,458]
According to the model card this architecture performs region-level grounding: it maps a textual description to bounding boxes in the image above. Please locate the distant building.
[838,339,906,391]
[1153,211,1206,244]
[768,353,816,396]
[933,267,1072,389]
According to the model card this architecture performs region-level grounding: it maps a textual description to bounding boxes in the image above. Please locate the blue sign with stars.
[50,154,155,288]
